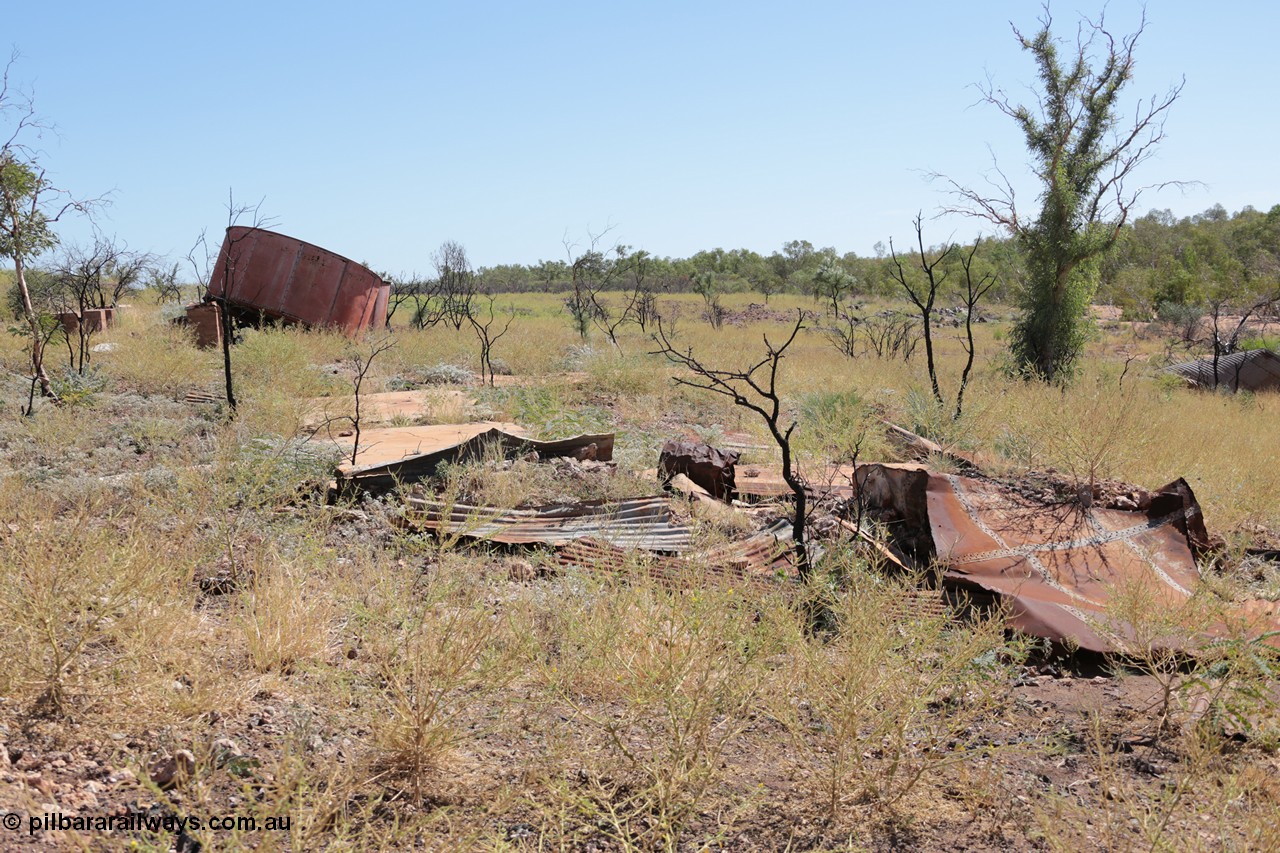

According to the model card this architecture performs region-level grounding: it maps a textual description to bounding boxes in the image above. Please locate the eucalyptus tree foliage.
[939,8,1183,382]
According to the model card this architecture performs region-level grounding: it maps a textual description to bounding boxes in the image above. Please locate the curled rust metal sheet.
[406,495,692,551]
[334,424,613,491]
[207,226,389,335]
[858,464,1280,653]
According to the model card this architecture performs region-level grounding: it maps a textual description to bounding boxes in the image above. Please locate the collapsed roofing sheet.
[406,494,691,551]
[1164,349,1280,393]
[862,466,1280,653]
[332,424,613,490]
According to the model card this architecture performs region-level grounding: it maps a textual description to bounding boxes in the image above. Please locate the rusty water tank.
[206,227,389,335]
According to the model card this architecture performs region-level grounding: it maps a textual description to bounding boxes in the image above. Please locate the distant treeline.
[451,203,1279,316]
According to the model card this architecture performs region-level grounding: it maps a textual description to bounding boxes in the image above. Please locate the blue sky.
[5,1,1277,274]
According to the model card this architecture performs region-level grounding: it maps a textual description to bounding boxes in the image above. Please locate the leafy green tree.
[812,259,857,316]
[940,9,1183,382]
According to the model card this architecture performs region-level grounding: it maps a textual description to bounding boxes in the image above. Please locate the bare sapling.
[652,311,812,578]
[954,238,998,420]
[468,295,515,386]
[344,334,397,465]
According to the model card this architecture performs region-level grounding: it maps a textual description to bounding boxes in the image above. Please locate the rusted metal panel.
[658,441,740,500]
[926,473,1206,652]
[206,226,389,335]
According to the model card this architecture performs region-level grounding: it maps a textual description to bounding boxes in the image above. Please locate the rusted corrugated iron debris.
[331,416,1278,654]
[406,494,691,552]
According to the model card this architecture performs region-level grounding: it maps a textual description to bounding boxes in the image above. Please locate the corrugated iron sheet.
[1164,348,1280,393]
[555,520,796,586]
[207,226,389,335]
[406,494,691,551]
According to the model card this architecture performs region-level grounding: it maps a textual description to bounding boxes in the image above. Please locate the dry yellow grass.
[0,293,1275,851]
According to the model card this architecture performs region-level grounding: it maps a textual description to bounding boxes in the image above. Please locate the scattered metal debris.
[556,520,796,587]
[658,440,740,500]
[338,413,1278,654]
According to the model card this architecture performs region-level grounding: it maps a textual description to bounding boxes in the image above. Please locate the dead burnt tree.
[98,246,151,309]
[50,239,113,373]
[586,247,649,351]
[51,236,153,373]
[468,295,515,386]
[562,225,627,343]
[822,308,861,359]
[888,214,956,410]
[147,261,183,304]
[383,272,423,328]
[954,239,998,420]
[627,249,661,333]
[861,312,918,361]
[652,311,813,579]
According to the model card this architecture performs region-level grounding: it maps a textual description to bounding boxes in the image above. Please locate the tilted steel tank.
[206,226,389,335]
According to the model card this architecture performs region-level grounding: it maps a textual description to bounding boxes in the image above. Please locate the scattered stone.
[211,738,244,765]
[507,558,537,582]
[148,750,195,790]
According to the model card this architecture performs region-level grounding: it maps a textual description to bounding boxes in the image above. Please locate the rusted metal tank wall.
[206,227,389,335]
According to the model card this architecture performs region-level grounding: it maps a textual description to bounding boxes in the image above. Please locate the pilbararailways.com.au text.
[9,810,291,836]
